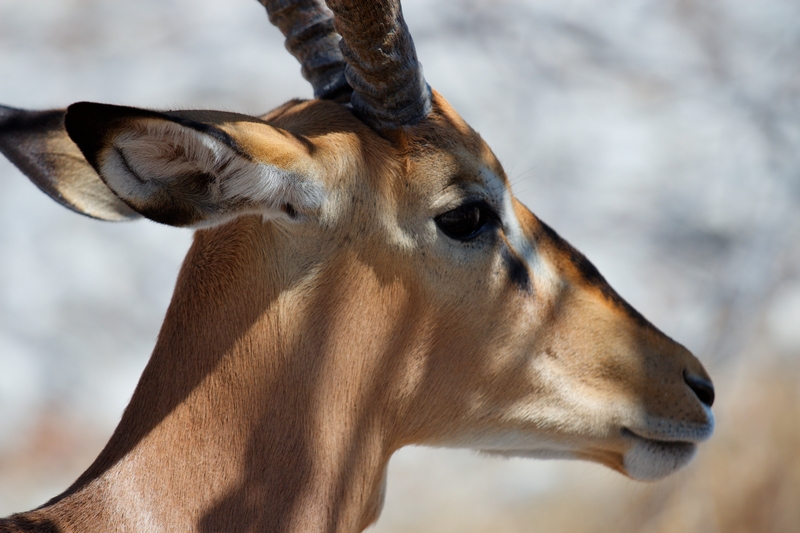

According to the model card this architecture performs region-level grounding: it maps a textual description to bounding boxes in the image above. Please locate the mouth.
[620,428,697,481]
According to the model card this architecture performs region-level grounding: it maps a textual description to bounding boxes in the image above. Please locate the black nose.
[684,371,715,408]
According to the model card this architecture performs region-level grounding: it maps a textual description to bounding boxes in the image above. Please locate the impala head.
[0,0,713,493]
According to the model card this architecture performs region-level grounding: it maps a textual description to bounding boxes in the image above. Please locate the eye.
[435,201,498,241]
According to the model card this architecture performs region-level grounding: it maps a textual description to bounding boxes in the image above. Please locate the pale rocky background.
[1,0,799,531]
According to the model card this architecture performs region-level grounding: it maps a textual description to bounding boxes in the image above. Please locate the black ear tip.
[65,101,105,122]
[64,102,150,170]
[65,101,140,133]
[64,102,169,150]
[64,102,111,172]
[65,101,95,113]
[65,101,124,133]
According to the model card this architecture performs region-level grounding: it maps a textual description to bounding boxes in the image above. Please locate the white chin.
[480,448,577,461]
[623,437,697,481]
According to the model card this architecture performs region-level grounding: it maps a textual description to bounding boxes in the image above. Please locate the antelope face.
[374,93,715,481]
[52,88,713,483]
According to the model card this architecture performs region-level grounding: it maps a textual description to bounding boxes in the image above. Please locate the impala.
[0,0,715,531]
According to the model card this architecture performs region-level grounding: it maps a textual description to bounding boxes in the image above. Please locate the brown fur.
[0,88,713,532]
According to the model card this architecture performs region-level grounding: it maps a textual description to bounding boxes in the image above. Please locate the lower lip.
[621,427,696,451]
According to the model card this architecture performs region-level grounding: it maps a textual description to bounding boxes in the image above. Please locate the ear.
[0,105,140,221]
[64,102,326,228]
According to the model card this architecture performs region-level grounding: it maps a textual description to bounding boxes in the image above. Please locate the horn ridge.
[258,0,350,99]
[325,0,432,130]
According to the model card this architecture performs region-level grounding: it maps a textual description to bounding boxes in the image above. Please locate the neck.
[5,220,408,533]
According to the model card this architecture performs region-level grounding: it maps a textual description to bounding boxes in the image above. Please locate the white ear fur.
[98,118,325,227]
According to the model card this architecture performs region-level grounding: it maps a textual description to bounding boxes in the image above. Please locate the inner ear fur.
[65,102,325,228]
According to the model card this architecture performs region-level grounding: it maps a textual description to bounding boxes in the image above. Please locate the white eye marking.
[479,167,559,295]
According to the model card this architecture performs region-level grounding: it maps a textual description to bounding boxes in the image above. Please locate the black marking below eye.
[501,246,531,293]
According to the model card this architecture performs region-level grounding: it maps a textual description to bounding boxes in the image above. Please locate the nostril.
[684,371,715,408]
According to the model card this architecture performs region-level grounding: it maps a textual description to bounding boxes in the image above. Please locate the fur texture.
[0,93,714,533]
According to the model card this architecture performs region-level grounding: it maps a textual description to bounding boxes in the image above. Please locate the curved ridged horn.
[258,0,350,99]
[325,0,432,130]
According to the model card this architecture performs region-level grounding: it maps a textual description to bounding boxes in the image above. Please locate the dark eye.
[435,202,498,241]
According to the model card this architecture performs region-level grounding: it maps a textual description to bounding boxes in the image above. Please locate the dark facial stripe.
[537,220,652,329]
[501,244,532,293]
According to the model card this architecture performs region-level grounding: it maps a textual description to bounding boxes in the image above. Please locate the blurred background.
[1,0,799,531]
